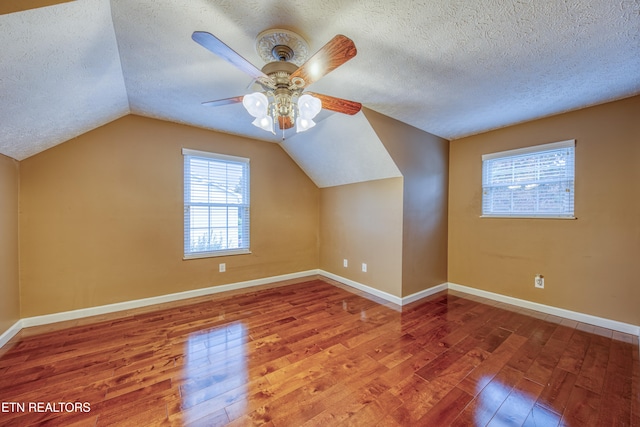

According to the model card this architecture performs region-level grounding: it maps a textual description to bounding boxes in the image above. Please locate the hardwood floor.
[0,278,638,426]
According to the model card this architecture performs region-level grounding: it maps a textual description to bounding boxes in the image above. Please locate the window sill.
[480,215,577,220]
[184,249,251,260]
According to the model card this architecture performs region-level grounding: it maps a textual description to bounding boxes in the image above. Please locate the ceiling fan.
[192,29,362,137]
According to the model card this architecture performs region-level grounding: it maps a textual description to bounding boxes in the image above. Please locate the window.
[482,140,575,218]
[183,148,250,258]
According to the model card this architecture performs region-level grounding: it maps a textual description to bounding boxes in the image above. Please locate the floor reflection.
[181,322,247,424]
[476,375,561,426]
[0,280,635,425]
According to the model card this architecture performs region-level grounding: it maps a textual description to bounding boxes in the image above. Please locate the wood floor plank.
[574,339,610,394]
[388,375,436,424]
[522,403,561,427]
[417,386,473,425]
[525,337,569,386]
[457,332,527,397]
[537,367,578,417]
[487,377,544,426]
[560,384,602,426]
[596,371,632,426]
[557,330,591,374]
[0,278,636,426]
[632,336,640,427]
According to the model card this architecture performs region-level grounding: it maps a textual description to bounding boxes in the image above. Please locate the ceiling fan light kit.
[296,93,322,132]
[251,115,274,133]
[192,27,362,139]
[242,92,269,118]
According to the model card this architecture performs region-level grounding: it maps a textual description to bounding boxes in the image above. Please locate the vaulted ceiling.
[1,0,639,185]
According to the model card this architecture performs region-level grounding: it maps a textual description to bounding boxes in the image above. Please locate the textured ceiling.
[1,0,128,160]
[1,0,639,185]
[281,111,402,188]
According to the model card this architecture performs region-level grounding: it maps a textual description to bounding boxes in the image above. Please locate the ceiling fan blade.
[201,95,244,107]
[192,31,267,80]
[307,92,361,115]
[290,35,357,87]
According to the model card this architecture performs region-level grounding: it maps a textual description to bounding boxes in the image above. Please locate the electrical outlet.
[534,274,544,288]
[362,263,367,273]
[343,259,348,268]
[219,263,226,273]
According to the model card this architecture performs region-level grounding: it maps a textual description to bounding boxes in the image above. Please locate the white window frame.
[183,148,250,259]
[481,140,576,219]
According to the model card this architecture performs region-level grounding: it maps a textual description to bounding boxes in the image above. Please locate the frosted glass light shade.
[242,92,268,118]
[252,115,274,133]
[296,117,316,132]
[297,94,321,119]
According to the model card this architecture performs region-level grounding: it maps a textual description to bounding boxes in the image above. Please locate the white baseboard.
[448,282,640,337]
[0,319,23,349]
[402,283,449,304]
[3,273,638,351]
[318,270,448,307]
[319,270,403,305]
[21,270,319,328]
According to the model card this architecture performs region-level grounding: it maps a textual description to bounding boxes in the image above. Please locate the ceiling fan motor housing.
[258,62,304,129]
[261,61,298,78]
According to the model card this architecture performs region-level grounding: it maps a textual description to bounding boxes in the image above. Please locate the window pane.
[189,229,218,253]
[184,150,250,256]
[512,187,536,213]
[210,207,228,228]
[489,187,512,212]
[482,142,575,218]
[190,206,209,229]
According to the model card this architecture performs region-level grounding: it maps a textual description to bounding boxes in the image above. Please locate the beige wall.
[449,95,640,325]
[19,115,319,317]
[320,178,404,297]
[0,154,20,336]
[1,0,74,15]
[364,109,449,297]
[14,96,639,327]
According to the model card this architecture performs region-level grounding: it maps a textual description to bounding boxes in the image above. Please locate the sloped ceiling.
[1,0,639,186]
[1,0,128,160]
[281,111,401,188]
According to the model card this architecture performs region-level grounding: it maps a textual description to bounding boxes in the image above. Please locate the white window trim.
[480,214,577,220]
[481,139,575,162]
[182,148,249,164]
[184,248,251,260]
[183,148,251,259]
[481,139,576,220]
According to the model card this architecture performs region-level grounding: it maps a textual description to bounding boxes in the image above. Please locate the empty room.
[1,1,639,426]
